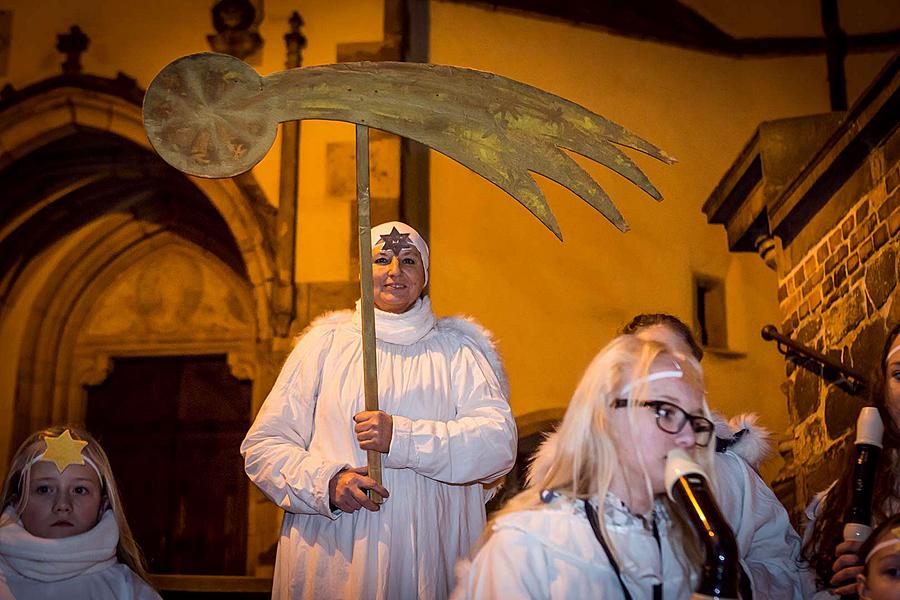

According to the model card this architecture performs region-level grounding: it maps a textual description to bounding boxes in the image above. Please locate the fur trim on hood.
[526,432,559,489]
[526,411,773,487]
[297,308,510,398]
[713,412,772,469]
[435,316,509,398]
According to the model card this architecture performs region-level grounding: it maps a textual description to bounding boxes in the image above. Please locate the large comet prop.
[143,53,675,501]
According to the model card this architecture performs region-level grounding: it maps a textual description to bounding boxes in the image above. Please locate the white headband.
[620,369,684,396]
[371,221,430,286]
[864,538,900,564]
[887,344,900,362]
[29,453,103,484]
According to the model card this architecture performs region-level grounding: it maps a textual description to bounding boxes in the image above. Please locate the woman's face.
[19,460,104,538]
[885,333,900,429]
[372,246,426,313]
[612,361,705,498]
[858,545,900,600]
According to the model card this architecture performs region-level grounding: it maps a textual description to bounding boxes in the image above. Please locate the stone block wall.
[774,157,899,519]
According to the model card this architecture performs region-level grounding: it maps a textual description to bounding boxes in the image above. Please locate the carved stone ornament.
[207,0,264,63]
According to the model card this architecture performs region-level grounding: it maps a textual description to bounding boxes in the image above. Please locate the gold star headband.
[29,429,102,482]
[866,525,900,563]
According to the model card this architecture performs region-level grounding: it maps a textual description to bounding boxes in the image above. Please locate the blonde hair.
[0,425,152,584]
[486,335,713,578]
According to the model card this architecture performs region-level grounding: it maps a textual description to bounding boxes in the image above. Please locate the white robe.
[242,297,517,600]
[453,493,694,599]
[0,508,160,600]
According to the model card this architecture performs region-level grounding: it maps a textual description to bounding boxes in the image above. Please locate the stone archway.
[0,85,277,344]
[0,79,285,578]
[0,83,280,450]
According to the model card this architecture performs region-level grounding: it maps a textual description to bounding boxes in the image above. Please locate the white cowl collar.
[0,507,118,582]
[351,296,436,345]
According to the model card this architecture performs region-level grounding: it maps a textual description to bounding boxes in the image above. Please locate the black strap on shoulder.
[651,516,663,600]
[583,499,634,600]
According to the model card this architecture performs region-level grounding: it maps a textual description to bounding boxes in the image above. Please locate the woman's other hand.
[354,410,393,453]
[328,466,390,513]
[830,539,864,595]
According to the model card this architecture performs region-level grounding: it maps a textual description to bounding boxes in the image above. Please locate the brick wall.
[774,159,899,518]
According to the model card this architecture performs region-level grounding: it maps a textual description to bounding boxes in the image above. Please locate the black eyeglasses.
[612,399,715,447]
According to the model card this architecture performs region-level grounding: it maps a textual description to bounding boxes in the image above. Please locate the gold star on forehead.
[40,429,88,473]
[378,227,414,256]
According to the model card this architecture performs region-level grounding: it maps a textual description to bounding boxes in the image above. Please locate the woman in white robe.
[241,221,517,600]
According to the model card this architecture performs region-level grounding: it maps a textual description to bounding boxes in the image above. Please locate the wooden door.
[86,355,250,575]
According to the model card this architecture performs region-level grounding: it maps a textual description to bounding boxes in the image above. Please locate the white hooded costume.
[241,222,517,599]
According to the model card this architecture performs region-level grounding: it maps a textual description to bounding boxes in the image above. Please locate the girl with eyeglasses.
[453,334,716,599]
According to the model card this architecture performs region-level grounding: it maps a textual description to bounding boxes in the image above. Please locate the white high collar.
[0,507,118,582]
[352,296,437,345]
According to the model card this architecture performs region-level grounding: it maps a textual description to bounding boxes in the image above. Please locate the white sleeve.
[383,343,517,484]
[241,327,350,518]
[451,529,548,600]
[714,451,807,599]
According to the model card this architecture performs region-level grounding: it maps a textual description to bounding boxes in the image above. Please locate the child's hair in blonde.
[483,334,712,579]
[0,425,151,583]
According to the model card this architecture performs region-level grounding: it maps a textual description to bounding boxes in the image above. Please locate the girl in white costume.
[242,221,517,599]
[453,335,715,599]
[0,426,159,599]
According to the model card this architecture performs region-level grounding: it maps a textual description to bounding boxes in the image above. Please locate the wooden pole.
[356,124,383,503]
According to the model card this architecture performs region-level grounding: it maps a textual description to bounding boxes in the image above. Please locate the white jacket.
[0,508,160,600]
[715,449,808,598]
[527,414,807,599]
[453,493,694,599]
[242,297,517,599]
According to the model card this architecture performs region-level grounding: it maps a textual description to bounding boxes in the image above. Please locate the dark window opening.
[695,275,728,349]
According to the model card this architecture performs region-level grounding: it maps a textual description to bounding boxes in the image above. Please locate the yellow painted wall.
[426,2,893,479]
[0,0,895,481]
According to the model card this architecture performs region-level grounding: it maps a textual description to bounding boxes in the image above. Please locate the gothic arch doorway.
[0,79,281,577]
[0,83,278,445]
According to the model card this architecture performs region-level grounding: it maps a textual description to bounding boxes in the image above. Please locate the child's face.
[859,545,900,600]
[20,460,104,539]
